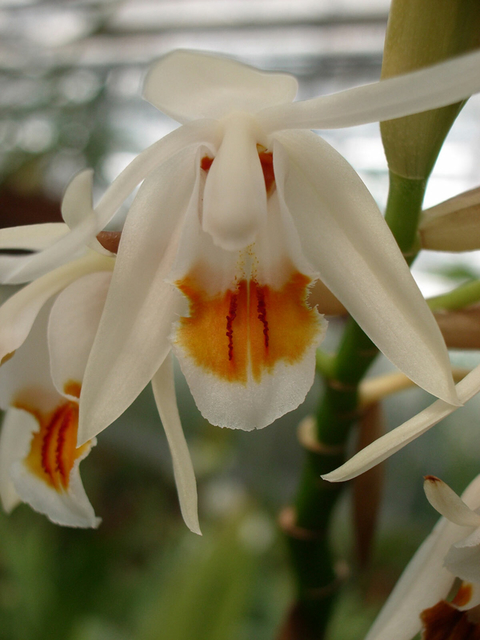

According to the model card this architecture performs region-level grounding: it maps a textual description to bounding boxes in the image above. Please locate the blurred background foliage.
[1,1,480,639]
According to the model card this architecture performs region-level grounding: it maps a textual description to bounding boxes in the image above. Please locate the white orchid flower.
[324,364,480,483]
[0,284,107,528]
[0,182,200,533]
[5,49,480,444]
[364,475,480,640]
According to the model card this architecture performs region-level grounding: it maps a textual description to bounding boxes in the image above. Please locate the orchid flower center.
[174,147,322,384]
[16,381,89,491]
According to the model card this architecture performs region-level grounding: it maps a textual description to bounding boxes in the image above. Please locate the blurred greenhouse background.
[1,1,480,639]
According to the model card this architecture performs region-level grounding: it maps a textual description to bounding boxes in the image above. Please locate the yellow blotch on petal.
[175,271,321,384]
[15,383,88,491]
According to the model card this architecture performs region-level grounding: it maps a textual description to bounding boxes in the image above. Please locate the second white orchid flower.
[4,49,480,445]
[365,475,480,640]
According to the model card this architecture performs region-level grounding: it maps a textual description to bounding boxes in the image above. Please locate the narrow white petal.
[2,121,219,285]
[365,473,480,640]
[424,476,480,527]
[0,252,113,366]
[259,49,480,132]
[48,271,112,399]
[144,50,297,123]
[78,147,198,445]
[0,223,69,251]
[274,131,457,405]
[324,364,480,482]
[203,114,267,250]
[152,354,201,535]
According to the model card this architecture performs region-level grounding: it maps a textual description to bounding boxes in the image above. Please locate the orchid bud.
[419,187,480,251]
[381,0,480,179]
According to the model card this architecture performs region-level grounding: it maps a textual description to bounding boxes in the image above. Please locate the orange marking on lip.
[15,384,89,491]
[452,582,474,608]
[175,271,320,384]
[64,380,81,399]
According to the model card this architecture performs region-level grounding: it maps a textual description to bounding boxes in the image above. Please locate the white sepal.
[77,148,198,446]
[274,131,458,406]
[324,364,480,483]
[144,50,297,123]
[259,49,480,132]
[0,223,69,251]
[152,353,201,535]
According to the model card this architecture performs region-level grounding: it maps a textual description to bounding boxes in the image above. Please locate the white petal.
[365,473,480,640]
[324,364,480,482]
[144,50,297,123]
[0,252,114,366]
[424,476,480,527]
[78,147,198,445]
[202,114,267,250]
[151,354,201,535]
[2,121,219,285]
[274,131,457,405]
[48,271,112,399]
[258,49,480,132]
[0,223,69,251]
[0,407,34,512]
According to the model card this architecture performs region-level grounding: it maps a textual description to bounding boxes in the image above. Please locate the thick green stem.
[281,171,428,639]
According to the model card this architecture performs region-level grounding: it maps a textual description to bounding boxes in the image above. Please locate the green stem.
[281,171,428,639]
[384,172,427,255]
